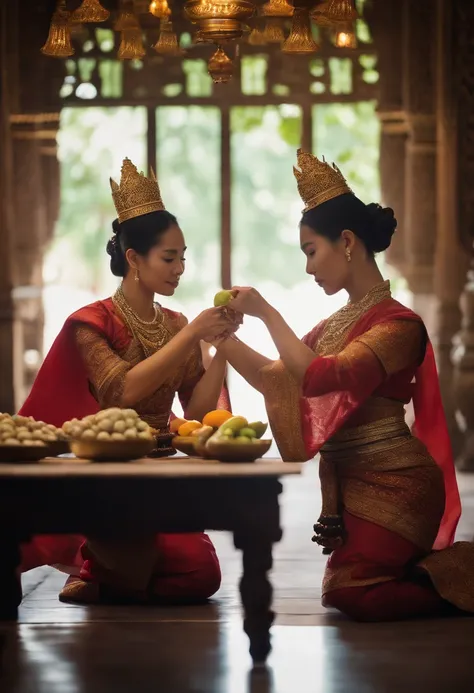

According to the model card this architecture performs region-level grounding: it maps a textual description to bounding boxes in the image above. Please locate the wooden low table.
[0,456,301,664]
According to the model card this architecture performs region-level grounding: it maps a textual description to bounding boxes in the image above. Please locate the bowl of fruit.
[172,410,271,463]
[65,408,155,461]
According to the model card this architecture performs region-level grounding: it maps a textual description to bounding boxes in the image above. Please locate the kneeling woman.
[214,150,474,621]
[19,159,235,605]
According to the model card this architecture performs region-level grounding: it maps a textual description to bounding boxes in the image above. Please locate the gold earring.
[345,249,352,262]
[134,268,139,282]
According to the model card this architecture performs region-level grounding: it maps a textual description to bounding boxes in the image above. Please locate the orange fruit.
[202,410,233,428]
[170,417,187,434]
[178,420,202,437]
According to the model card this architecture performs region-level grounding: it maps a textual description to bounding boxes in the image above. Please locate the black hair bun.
[366,203,397,253]
[106,218,126,277]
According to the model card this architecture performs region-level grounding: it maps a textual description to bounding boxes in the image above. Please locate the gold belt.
[320,416,410,454]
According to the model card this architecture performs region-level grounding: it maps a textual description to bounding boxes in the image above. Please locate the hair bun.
[106,222,126,277]
[366,203,397,253]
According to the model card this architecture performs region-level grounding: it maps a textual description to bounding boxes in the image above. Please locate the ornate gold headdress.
[110,158,165,223]
[293,148,353,212]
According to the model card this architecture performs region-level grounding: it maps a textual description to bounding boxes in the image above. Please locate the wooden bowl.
[47,440,71,456]
[203,439,272,463]
[69,438,155,462]
[171,436,198,457]
[0,445,49,463]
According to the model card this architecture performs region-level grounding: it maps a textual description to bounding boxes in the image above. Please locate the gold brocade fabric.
[316,280,391,357]
[74,309,202,431]
[259,359,308,461]
[259,281,393,462]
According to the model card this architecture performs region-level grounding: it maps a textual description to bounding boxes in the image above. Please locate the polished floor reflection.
[1,463,474,693]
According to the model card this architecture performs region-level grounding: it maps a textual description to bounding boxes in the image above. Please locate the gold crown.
[110,158,165,223]
[293,148,353,212]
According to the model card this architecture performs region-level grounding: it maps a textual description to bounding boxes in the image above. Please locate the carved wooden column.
[433,0,469,457]
[367,0,408,275]
[9,1,64,407]
[0,1,17,413]
[10,115,60,404]
[451,1,474,470]
[401,0,437,333]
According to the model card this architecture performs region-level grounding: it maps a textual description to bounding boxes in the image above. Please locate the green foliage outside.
[50,98,383,298]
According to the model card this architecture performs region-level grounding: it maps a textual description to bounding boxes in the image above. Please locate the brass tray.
[70,438,155,462]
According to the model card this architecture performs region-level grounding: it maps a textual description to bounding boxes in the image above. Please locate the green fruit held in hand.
[247,421,268,439]
[214,289,236,307]
[239,427,257,439]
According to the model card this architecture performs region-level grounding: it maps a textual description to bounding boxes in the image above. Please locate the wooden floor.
[1,461,474,692]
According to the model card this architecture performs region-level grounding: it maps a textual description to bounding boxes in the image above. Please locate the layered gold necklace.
[112,284,171,357]
[317,280,392,356]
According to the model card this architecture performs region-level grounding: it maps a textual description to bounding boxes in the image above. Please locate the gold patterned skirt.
[316,416,474,612]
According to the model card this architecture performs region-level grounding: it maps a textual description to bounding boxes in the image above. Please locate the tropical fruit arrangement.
[171,409,271,462]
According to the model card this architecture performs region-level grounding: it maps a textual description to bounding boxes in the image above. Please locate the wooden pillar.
[7,1,64,407]
[401,0,437,332]
[0,1,17,413]
[9,115,61,404]
[451,1,474,471]
[220,106,232,290]
[367,0,408,275]
[433,0,469,457]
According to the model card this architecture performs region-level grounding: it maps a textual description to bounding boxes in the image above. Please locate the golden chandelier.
[41,0,360,83]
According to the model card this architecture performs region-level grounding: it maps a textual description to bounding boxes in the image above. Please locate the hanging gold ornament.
[261,0,294,18]
[248,24,267,45]
[324,0,358,25]
[310,1,333,27]
[282,8,319,54]
[334,22,357,48]
[153,19,183,55]
[193,30,207,44]
[261,18,285,44]
[41,0,74,57]
[71,0,110,23]
[115,0,140,30]
[149,0,171,19]
[208,45,234,84]
[118,28,146,59]
[184,1,255,42]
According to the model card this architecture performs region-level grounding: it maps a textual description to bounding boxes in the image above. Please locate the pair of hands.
[190,287,269,343]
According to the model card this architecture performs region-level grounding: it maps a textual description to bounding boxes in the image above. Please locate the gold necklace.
[112,285,171,357]
[317,280,392,356]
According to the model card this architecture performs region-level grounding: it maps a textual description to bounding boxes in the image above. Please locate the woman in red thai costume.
[19,158,238,605]
[213,149,474,621]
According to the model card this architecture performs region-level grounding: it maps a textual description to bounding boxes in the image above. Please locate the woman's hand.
[229,286,271,319]
[188,307,233,342]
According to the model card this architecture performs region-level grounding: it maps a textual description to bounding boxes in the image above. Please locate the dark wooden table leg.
[234,524,281,666]
[0,537,22,621]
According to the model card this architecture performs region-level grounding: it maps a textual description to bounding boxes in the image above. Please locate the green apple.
[214,289,236,307]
